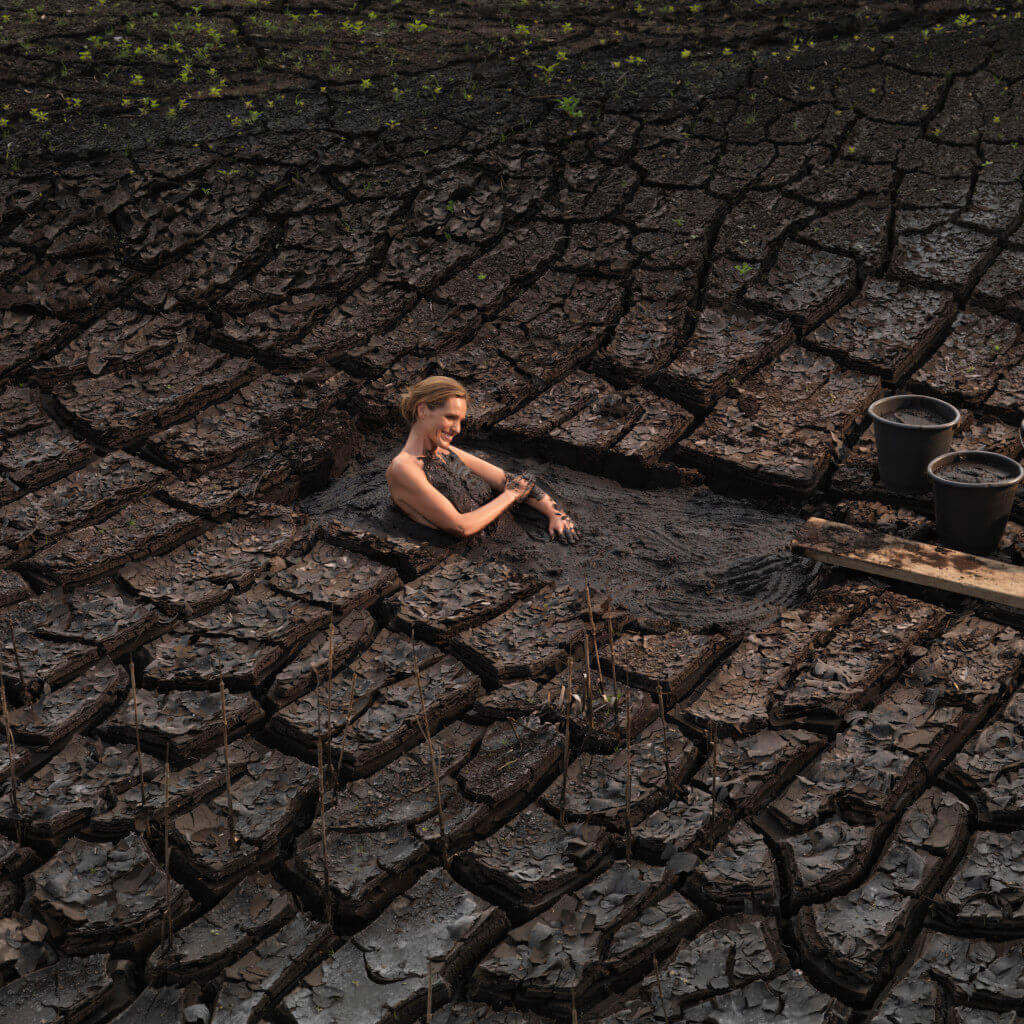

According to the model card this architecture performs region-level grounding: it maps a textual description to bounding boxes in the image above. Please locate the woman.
[386,376,578,543]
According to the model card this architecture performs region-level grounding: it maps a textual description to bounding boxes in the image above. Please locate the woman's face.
[418,396,466,452]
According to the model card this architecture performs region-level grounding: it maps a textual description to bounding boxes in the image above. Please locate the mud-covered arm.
[387,459,530,538]
[449,446,577,543]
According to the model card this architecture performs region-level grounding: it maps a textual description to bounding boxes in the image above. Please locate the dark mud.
[933,455,1019,483]
[881,403,954,427]
[302,439,819,631]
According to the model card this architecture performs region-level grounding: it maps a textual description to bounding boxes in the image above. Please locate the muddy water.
[933,457,1018,484]
[303,439,820,633]
[882,403,953,427]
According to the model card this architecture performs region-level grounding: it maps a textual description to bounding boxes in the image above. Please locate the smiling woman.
[385,376,578,543]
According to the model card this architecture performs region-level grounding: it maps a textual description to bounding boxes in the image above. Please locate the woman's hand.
[548,508,578,544]
[503,473,534,503]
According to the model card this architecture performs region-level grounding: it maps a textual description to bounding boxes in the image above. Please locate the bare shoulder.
[386,451,425,487]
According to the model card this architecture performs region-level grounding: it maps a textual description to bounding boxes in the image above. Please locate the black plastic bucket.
[868,395,960,492]
[927,450,1024,555]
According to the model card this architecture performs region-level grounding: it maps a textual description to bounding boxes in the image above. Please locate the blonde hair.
[399,376,469,425]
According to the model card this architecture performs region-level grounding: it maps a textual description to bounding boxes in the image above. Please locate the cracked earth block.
[679,346,881,492]
[795,789,969,1003]
[146,872,295,985]
[912,309,1024,413]
[386,557,541,641]
[280,868,507,1024]
[744,240,858,329]
[472,860,697,1015]
[29,832,194,955]
[805,278,955,382]
[891,222,998,299]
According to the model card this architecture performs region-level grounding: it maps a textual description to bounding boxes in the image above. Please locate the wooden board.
[793,517,1024,610]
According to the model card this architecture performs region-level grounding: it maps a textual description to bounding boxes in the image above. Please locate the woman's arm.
[388,460,531,538]
[450,445,553,515]
[450,446,577,543]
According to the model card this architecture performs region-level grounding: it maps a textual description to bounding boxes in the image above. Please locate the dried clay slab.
[794,517,1024,610]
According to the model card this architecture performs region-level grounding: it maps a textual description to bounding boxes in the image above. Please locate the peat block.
[119,504,311,616]
[600,628,731,703]
[146,873,295,985]
[335,655,482,777]
[454,803,611,920]
[453,585,606,680]
[0,953,115,1024]
[0,734,160,844]
[932,828,1024,937]
[170,746,317,896]
[264,607,376,710]
[636,914,790,1018]
[683,583,873,736]
[540,722,698,830]
[28,832,194,955]
[686,822,780,914]
[944,689,1024,826]
[9,657,128,746]
[209,912,333,1024]
[0,451,169,561]
[90,738,264,840]
[655,304,794,411]
[22,497,202,587]
[280,868,508,1024]
[632,785,733,867]
[268,541,400,613]
[386,557,541,641]
[472,860,695,1015]
[795,789,969,1002]
[99,688,264,764]
[768,592,947,730]
[805,277,955,381]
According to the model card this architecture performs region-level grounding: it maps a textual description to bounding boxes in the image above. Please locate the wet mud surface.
[304,443,818,631]
[4,2,1024,1023]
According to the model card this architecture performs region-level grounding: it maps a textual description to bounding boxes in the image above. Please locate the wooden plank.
[792,517,1024,610]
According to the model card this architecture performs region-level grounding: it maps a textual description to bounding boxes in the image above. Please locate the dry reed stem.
[8,624,28,705]
[656,684,672,790]
[325,615,335,787]
[652,953,668,1020]
[426,962,434,1022]
[559,649,574,828]
[606,616,621,744]
[0,669,21,845]
[314,680,333,928]
[624,659,633,864]
[332,669,358,789]
[163,744,173,949]
[129,662,148,814]
[582,632,594,731]
[412,634,449,867]
[218,675,236,847]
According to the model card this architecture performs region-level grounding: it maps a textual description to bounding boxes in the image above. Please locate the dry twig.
[218,675,236,847]
[0,668,21,845]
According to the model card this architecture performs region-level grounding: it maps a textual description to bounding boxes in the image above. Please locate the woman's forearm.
[452,489,520,537]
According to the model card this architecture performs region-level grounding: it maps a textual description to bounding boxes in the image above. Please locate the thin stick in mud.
[162,744,173,949]
[332,669,358,790]
[324,613,335,788]
[0,668,22,846]
[218,676,236,847]
[314,681,332,929]
[656,684,672,790]
[559,649,574,828]
[652,953,668,1020]
[8,624,28,704]
[129,662,148,815]
[624,658,633,864]
[412,636,449,868]
[584,581,604,699]
[606,615,621,744]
